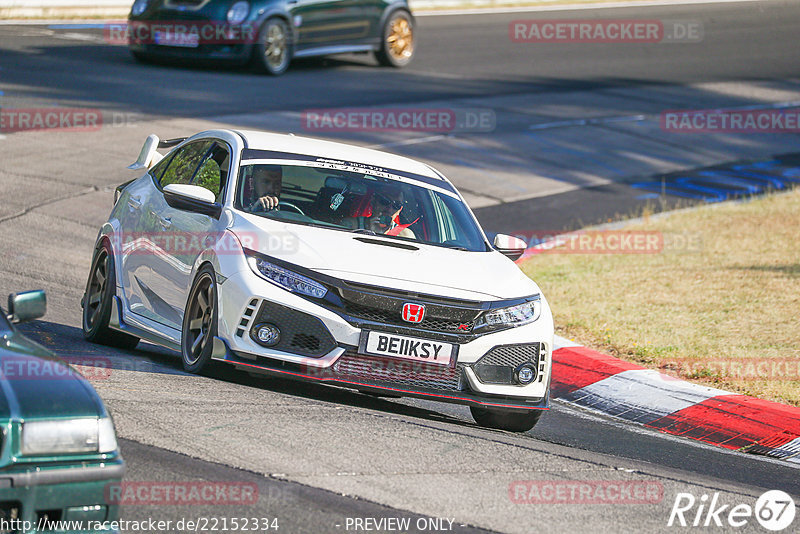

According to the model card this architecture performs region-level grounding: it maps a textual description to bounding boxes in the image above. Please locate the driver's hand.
[251,195,279,212]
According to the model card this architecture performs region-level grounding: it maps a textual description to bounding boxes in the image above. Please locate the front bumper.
[127,14,259,63]
[129,42,254,63]
[214,265,554,410]
[0,460,124,533]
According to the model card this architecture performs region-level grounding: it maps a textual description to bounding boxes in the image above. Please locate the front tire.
[181,266,219,374]
[82,241,140,349]
[254,18,292,75]
[470,406,542,432]
[375,10,415,68]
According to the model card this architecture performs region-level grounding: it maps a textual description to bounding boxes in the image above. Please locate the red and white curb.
[550,336,800,463]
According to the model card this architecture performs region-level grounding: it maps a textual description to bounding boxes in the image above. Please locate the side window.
[149,152,174,182]
[191,142,229,201]
[159,140,213,188]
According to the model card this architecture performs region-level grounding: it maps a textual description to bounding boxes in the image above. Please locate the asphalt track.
[1,1,800,532]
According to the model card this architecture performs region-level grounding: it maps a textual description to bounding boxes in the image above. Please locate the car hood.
[232,213,541,301]
[0,331,104,421]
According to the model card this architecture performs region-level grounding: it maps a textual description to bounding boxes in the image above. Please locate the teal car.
[0,290,124,532]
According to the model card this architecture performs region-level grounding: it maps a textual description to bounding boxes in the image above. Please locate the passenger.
[369,187,418,239]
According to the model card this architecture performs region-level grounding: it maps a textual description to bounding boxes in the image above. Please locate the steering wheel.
[277,201,305,216]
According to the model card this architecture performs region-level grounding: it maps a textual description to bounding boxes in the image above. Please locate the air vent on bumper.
[472,343,543,385]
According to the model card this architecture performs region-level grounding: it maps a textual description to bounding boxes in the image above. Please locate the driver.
[248,165,282,212]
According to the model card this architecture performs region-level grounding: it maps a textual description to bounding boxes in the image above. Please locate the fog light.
[252,323,280,347]
[515,364,536,385]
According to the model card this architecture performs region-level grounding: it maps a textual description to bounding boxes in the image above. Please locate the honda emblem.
[402,303,425,324]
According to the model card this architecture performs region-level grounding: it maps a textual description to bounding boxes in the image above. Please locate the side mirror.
[493,234,528,261]
[163,184,222,218]
[7,290,46,324]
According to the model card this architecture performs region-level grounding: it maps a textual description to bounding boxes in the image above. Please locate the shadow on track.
[17,320,471,430]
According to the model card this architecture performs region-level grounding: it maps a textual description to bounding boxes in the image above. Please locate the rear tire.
[375,10,415,68]
[254,18,292,75]
[181,266,219,374]
[82,241,140,349]
[470,406,542,432]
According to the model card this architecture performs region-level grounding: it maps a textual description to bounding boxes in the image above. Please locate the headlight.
[131,0,148,16]
[247,256,327,299]
[481,296,541,327]
[227,1,250,24]
[21,417,118,456]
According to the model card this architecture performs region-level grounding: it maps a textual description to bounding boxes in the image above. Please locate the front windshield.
[234,163,488,252]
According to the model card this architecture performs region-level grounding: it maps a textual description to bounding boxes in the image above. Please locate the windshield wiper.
[350,228,376,235]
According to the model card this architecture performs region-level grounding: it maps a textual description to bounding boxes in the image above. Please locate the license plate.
[154,31,199,48]
[360,331,455,367]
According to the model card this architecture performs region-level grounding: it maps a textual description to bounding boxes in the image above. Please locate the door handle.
[128,196,142,210]
[158,216,172,230]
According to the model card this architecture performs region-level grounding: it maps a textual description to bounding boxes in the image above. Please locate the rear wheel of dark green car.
[181,266,219,374]
[375,10,415,68]
[255,18,292,75]
[470,406,542,432]
[82,241,140,349]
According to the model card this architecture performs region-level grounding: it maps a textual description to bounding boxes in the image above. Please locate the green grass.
[521,189,800,406]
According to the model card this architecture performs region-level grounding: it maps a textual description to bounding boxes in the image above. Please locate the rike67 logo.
[668,490,795,531]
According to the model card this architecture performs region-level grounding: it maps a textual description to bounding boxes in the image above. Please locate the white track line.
[565,369,733,423]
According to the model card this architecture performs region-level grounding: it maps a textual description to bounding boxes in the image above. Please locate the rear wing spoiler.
[127,135,187,170]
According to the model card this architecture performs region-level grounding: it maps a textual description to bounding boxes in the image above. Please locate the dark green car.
[0,290,124,533]
[127,0,415,75]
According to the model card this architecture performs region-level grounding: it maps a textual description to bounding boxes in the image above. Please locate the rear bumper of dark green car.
[0,460,124,533]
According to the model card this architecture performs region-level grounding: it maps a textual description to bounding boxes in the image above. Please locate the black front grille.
[252,301,336,358]
[473,343,541,385]
[343,301,475,333]
[332,351,465,391]
[319,281,484,336]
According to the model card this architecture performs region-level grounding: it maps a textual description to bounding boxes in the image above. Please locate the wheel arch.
[378,2,415,36]
[252,10,296,51]
[94,221,123,293]
[187,247,225,315]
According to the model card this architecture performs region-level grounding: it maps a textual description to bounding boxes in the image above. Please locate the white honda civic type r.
[82,129,553,431]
